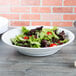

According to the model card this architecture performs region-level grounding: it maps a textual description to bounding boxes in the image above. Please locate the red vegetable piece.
[49,43,57,47]
[57,40,60,43]
[47,32,52,35]
[24,36,29,39]
[57,40,63,45]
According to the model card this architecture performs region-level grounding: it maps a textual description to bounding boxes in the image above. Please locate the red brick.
[0,7,10,12]
[41,14,62,20]
[53,7,73,13]
[0,0,19,5]
[21,0,40,6]
[0,14,19,20]
[0,0,10,5]
[52,22,72,26]
[74,8,76,13]
[21,14,40,20]
[64,0,76,6]
[63,14,76,20]
[32,22,50,26]
[11,21,30,26]
[10,0,20,5]
[31,7,51,13]
[42,0,62,6]
[11,7,30,13]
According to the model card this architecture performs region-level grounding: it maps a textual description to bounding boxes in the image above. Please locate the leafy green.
[11,26,69,48]
[11,38,17,45]
[52,26,58,31]
[26,35,41,48]
[51,30,59,39]
[30,42,41,48]
[60,39,69,43]
[21,26,29,34]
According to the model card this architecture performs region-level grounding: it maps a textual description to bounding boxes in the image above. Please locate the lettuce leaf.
[21,26,29,34]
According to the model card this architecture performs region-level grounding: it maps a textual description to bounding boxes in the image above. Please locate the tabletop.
[0,27,76,76]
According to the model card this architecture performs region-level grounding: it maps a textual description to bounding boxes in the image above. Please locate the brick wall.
[0,0,76,27]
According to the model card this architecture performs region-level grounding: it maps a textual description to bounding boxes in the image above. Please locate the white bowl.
[0,17,8,34]
[2,26,75,56]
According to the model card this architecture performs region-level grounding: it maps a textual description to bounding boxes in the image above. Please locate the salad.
[11,26,69,48]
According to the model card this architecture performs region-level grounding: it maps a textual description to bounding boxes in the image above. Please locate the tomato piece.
[49,43,57,47]
[24,36,29,39]
[57,40,60,43]
[47,32,52,35]
[57,40,63,45]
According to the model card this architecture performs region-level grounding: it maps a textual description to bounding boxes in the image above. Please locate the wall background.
[0,0,76,27]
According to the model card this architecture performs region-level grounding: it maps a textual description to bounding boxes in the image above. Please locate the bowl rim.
[1,26,75,49]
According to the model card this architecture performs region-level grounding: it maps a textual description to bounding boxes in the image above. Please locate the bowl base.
[17,49,60,56]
